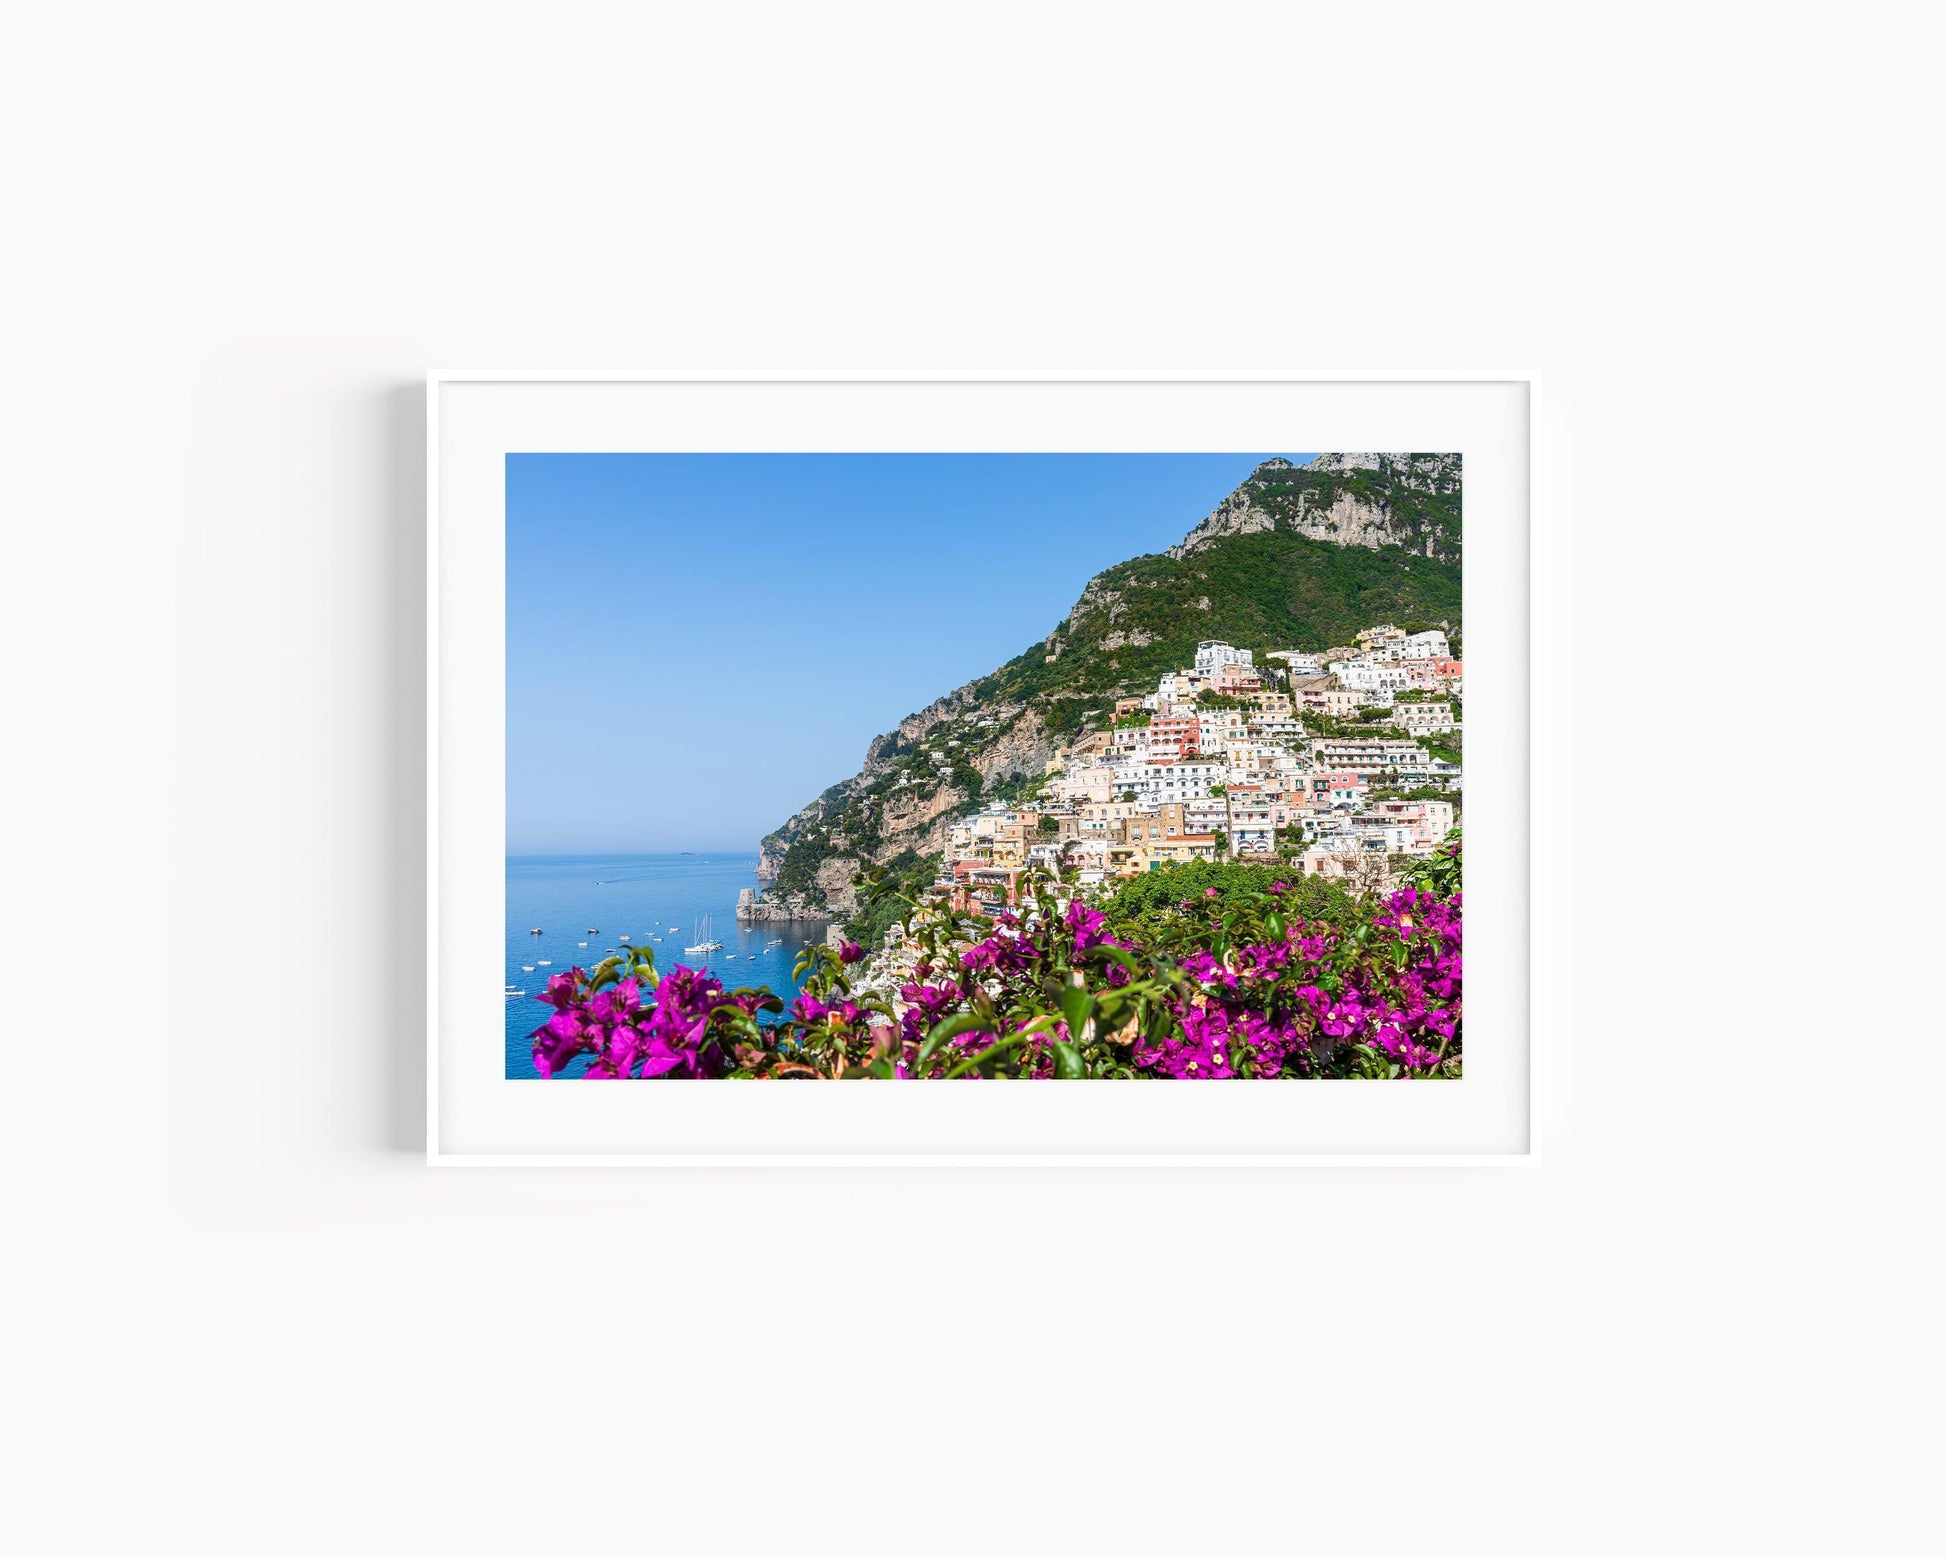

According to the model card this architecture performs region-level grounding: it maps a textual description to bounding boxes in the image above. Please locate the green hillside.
[978,528,1460,729]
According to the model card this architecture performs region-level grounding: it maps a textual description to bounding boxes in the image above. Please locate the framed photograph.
[428,371,1538,1164]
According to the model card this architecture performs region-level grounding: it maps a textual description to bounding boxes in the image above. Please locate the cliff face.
[1171,453,1461,564]
[755,692,1052,897]
[755,453,1461,904]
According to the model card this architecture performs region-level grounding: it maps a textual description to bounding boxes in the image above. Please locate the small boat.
[587,928,599,934]
[521,965,534,972]
[618,935,630,942]
[537,959,552,966]
[504,986,524,997]
[529,928,542,935]
[578,941,588,947]
[684,914,723,954]
[668,926,678,933]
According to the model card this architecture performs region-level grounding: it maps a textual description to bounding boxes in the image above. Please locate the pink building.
[1309,769,1369,807]
[1147,714,1201,759]
[1369,798,1457,853]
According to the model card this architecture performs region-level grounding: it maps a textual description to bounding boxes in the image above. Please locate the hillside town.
[933,625,1461,913]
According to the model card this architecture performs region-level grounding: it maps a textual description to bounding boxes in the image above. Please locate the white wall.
[5,3,1936,1556]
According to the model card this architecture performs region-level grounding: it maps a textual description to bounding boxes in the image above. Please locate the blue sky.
[507,452,1313,854]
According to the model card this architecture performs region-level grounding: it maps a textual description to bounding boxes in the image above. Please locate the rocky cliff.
[1171,453,1461,564]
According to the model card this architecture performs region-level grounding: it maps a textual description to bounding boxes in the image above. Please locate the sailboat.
[684,914,723,954]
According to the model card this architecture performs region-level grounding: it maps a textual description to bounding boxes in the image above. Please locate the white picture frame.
[428,371,1543,1165]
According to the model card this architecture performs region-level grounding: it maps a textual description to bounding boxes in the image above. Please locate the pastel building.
[1391,701,1455,735]
[1298,686,1365,718]
[1147,714,1202,759]
[1370,798,1456,852]
[1308,769,1371,808]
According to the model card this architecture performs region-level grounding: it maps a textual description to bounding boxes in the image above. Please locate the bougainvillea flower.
[531,858,1461,1082]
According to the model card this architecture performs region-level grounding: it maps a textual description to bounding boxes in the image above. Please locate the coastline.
[734,884,833,924]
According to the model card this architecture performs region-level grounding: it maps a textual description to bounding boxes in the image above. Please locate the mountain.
[1172,453,1461,562]
[756,453,1461,909]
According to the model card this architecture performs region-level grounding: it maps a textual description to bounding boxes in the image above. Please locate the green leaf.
[940,1030,1030,1080]
[1080,943,1142,977]
[916,1012,998,1072]
[1051,1041,1085,1079]
[1059,985,1092,1040]
[937,1014,1065,1080]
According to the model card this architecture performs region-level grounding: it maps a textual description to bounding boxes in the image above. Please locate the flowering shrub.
[527,838,1462,1081]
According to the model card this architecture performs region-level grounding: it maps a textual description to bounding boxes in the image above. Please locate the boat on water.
[529,928,542,935]
[537,959,552,966]
[684,914,724,955]
[504,986,523,997]
[521,965,534,972]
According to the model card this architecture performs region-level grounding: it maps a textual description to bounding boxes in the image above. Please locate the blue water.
[505,852,828,1078]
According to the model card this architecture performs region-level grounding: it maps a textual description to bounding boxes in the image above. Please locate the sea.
[505,852,826,1078]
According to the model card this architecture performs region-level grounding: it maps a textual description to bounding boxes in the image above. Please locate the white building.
[1185,797,1229,835]
[1196,709,1246,749]
[1128,757,1224,804]
[1310,737,1431,777]
[1267,651,1322,676]
[1194,640,1255,675]
[1225,788,1279,853]
[1251,716,1308,743]
[1332,660,1412,695]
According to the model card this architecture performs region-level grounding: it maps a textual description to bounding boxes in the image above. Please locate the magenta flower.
[1065,898,1110,953]
[838,940,864,964]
